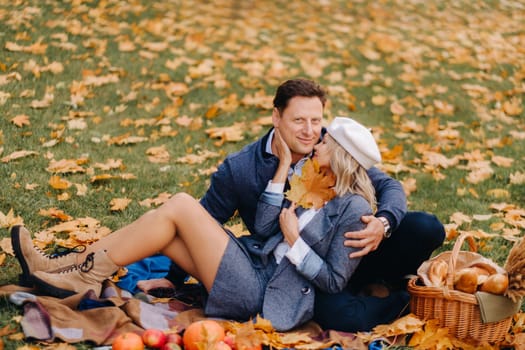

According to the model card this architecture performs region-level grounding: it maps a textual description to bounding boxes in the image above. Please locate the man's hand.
[344,215,384,258]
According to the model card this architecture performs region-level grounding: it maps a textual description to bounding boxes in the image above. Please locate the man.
[135,78,445,331]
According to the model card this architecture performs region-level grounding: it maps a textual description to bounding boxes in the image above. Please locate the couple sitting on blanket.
[11,78,445,332]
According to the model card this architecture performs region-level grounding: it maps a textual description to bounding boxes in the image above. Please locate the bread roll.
[454,268,479,294]
[470,266,491,285]
[479,273,509,295]
[428,260,448,287]
[469,262,498,275]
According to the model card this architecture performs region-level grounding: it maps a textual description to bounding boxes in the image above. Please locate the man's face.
[272,96,324,163]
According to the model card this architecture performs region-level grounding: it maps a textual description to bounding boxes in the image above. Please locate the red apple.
[165,333,182,345]
[142,328,167,348]
[223,333,236,349]
[112,332,144,350]
[161,343,182,350]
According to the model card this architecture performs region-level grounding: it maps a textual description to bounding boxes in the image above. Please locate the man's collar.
[265,129,275,155]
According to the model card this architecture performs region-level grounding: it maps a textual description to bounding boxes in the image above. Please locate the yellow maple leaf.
[285,159,336,209]
[38,208,72,222]
[49,175,72,190]
[408,319,453,349]
[370,313,424,338]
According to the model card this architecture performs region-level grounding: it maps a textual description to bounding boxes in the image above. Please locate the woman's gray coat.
[238,190,372,331]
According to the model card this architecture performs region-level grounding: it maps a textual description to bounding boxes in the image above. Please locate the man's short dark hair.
[273,78,327,113]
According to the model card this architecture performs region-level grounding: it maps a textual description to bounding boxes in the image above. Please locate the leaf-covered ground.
[0,0,524,349]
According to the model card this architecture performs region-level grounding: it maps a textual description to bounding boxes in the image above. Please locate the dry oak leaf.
[205,122,245,144]
[108,134,148,145]
[146,145,170,163]
[381,144,403,162]
[422,151,459,169]
[139,192,172,208]
[110,198,132,211]
[1,150,38,163]
[241,91,274,109]
[39,208,72,221]
[0,72,22,86]
[253,116,273,126]
[11,114,30,127]
[371,95,388,106]
[285,159,336,209]
[5,41,47,54]
[0,209,24,228]
[449,212,473,226]
[390,101,406,115]
[0,91,11,105]
[401,177,417,197]
[30,92,54,109]
[92,158,123,171]
[176,149,220,165]
[491,155,514,167]
[75,183,88,196]
[35,217,111,247]
[90,173,137,183]
[0,237,14,256]
[502,97,523,116]
[49,175,72,190]
[466,167,494,184]
[510,172,525,185]
[358,313,424,342]
[175,115,193,127]
[487,189,510,199]
[46,158,85,174]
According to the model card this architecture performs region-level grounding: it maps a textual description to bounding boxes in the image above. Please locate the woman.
[11,117,381,331]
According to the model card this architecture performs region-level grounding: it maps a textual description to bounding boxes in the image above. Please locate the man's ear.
[272,108,280,127]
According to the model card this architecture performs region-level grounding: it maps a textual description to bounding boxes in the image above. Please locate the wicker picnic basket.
[408,233,513,344]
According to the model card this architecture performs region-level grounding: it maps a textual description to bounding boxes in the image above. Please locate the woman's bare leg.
[80,193,229,291]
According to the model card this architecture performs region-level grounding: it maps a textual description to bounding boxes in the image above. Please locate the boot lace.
[79,252,94,273]
[49,245,86,258]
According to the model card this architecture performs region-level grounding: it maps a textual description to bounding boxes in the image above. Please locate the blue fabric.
[313,211,446,332]
[314,289,410,332]
[116,255,171,294]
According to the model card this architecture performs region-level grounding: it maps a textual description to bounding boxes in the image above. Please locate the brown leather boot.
[11,225,83,287]
[32,250,119,298]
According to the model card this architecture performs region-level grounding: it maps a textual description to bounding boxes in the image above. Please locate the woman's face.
[312,134,332,170]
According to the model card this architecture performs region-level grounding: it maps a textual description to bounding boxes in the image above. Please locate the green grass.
[1,0,524,348]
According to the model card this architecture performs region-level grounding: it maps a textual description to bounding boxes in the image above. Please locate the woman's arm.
[293,195,372,293]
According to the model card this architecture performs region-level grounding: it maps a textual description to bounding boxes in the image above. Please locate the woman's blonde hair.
[325,134,377,211]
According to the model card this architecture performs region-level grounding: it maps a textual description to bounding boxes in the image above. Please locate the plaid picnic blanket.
[0,281,196,345]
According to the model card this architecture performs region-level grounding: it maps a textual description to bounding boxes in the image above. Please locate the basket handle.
[444,233,477,298]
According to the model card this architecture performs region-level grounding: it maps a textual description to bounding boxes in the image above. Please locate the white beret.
[327,117,381,169]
